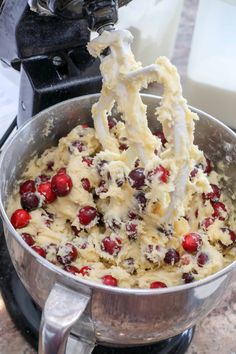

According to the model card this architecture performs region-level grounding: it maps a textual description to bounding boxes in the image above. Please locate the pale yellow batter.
[7,30,236,288]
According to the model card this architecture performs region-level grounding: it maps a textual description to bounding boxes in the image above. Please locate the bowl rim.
[1,92,236,296]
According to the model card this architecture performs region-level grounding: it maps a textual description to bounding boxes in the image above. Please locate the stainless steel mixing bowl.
[0,94,236,354]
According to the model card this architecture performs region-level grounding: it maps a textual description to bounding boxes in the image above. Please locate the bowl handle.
[38,282,95,354]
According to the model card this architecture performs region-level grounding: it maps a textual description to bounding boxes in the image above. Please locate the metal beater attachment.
[88,30,192,223]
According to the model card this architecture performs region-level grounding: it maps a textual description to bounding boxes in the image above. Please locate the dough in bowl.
[8,30,236,288]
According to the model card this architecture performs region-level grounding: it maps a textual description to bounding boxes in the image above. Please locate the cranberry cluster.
[101,236,122,256]
[11,169,73,260]
[128,164,170,191]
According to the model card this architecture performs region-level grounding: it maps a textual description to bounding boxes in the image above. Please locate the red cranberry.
[35,174,50,185]
[182,272,194,283]
[153,130,167,146]
[64,265,80,275]
[31,245,46,258]
[119,143,128,151]
[190,167,198,180]
[82,124,88,128]
[159,166,170,183]
[82,156,93,167]
[51,172,73,197]
[126,223,138,240]
[11,209,31,229]
[79,266,91,276]
[229,230,236,243]
[135,192,147,211]
[108,117,117,130]
[128,211,138,220]
[182,233,202,253]
[21,233,35,246]
[211,201,227,220]
[70,140,85,153]
[150,281,167,289]
[148,165,170,183]
[19,180,36,195]
[197,252,209,267]
[204,158,213,175]
[200,217,214,231]
[203,184,220,202]
[128,168,146,189]
[78,206,97,226]
[57,243,78,265]
[164,249,180,265]
[79,242,88,250]
[81,178,91,192]
[190,163,204,180]
[21,192,39,211]
[102,237,121,255]
[38,182,56,203]
[221,228,236,243]
[47,160,54,171]
[102,275,118,287]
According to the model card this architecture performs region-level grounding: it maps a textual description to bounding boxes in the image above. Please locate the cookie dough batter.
[8,30,236,288]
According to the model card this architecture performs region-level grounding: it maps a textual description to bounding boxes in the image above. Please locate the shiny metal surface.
[39,283,94,354]
[0,94,236,351]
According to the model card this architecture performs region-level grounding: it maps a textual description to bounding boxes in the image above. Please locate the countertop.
[1,0,236,353]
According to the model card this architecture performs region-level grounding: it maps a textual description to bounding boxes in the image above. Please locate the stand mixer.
[0,1,195,353]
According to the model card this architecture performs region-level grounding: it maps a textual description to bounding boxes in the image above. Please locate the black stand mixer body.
[0,0,131,126]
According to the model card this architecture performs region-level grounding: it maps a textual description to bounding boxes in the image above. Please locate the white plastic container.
[185,0,236,128]
[117,0,184,65]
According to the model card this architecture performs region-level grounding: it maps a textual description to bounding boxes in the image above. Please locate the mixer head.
[28,0,132,31]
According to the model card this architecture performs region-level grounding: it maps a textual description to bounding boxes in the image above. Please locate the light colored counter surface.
[1,1,236,353]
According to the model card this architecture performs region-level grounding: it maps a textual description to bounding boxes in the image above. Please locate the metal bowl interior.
[0,93,236,294]
[1,94,236,346]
